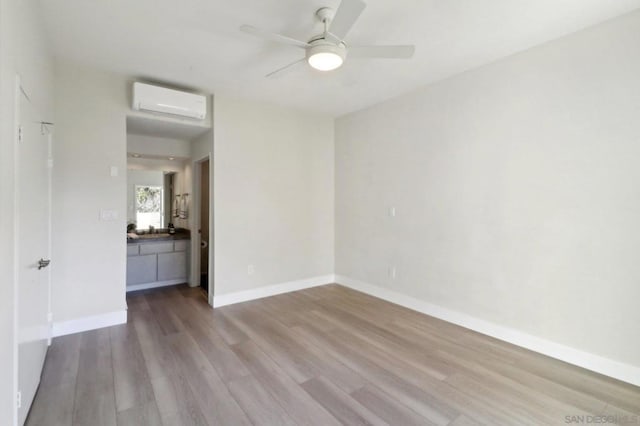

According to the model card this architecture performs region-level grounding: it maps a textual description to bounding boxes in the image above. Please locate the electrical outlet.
[389,266,396,280]
[389,207,396,217]
[248,264,255,275]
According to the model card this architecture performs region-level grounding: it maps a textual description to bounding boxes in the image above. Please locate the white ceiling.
[41,0,640,117]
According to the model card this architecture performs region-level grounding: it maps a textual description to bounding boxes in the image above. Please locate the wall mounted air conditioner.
[132,82,206,120]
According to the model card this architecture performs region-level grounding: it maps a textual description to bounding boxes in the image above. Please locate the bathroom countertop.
[126,230,190,244]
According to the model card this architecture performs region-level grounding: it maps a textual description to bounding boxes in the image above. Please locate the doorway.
[198,159,210,293]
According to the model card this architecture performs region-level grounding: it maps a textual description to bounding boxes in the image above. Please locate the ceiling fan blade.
[240,25,309,48]
[266,58,306,78]
[349,45,415,59]
[329,0,366,41]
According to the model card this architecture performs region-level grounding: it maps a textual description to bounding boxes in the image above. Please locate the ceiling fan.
[240,0,415,77]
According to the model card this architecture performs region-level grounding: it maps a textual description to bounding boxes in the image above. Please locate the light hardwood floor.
[27,284,640,426]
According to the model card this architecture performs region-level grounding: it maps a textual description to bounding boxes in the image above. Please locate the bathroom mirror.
[127,156,188,231]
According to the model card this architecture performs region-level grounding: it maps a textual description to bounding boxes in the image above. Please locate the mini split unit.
[132,82,207,120]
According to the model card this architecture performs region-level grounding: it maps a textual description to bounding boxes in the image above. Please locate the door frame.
[191,154,213,305]
[45,130,53,347]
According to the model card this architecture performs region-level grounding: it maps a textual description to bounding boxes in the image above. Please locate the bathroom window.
[135,185,163,229]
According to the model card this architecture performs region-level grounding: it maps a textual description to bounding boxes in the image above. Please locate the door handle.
[37,258,51,270]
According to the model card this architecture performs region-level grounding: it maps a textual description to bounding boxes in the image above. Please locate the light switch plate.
[110,166,118,177]
[100,209,119,221]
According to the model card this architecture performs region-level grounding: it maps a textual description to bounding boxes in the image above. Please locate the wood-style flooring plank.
[162,293,251,383]
[151,374,208,426]
[301,376,388,426]
[27,284,640,426]
[291,323,541,425]
[289,325,460,425]
[116,401,162,426]
[351,384,437,426]
[227,375,297,426]
[130,307,180,382]
[72,328,117,426]
[223,301,366,393]
[167,331,253,426]
[38,333,81,390]
[231,340,342,426]
[110,322,156,412]
[144,291,184,336]
[24,382,75,426]
[449,414,483,426]
[385,319,607,415]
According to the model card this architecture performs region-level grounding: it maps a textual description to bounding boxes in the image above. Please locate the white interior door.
[16,81,51,425]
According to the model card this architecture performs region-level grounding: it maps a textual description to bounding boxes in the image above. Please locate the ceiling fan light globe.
[306,42,346,71]
[308,52,344,71]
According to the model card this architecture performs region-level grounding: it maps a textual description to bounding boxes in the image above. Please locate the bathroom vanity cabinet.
[126,238,189,291]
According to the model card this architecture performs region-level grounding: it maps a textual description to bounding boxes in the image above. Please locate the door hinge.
[47,158,54,169]
[17,125,23,143]
[16,390,21,409]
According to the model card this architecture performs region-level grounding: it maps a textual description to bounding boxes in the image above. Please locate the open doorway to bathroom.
[195,157,211,297]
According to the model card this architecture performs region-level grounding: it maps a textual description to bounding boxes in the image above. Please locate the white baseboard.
[52,310,128,338]
[335,275,640,387]
[126,279,186,292]
[213,274,336,308]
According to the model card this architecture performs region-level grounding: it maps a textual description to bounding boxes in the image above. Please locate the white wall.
[52,61,214,326]
[213,96,334,296]
[336,10,640,370]
[127,133,191,158]
[0,0,53,422]
[128,157,188,172]
[191,128,213,162]
[52,60,129,323]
